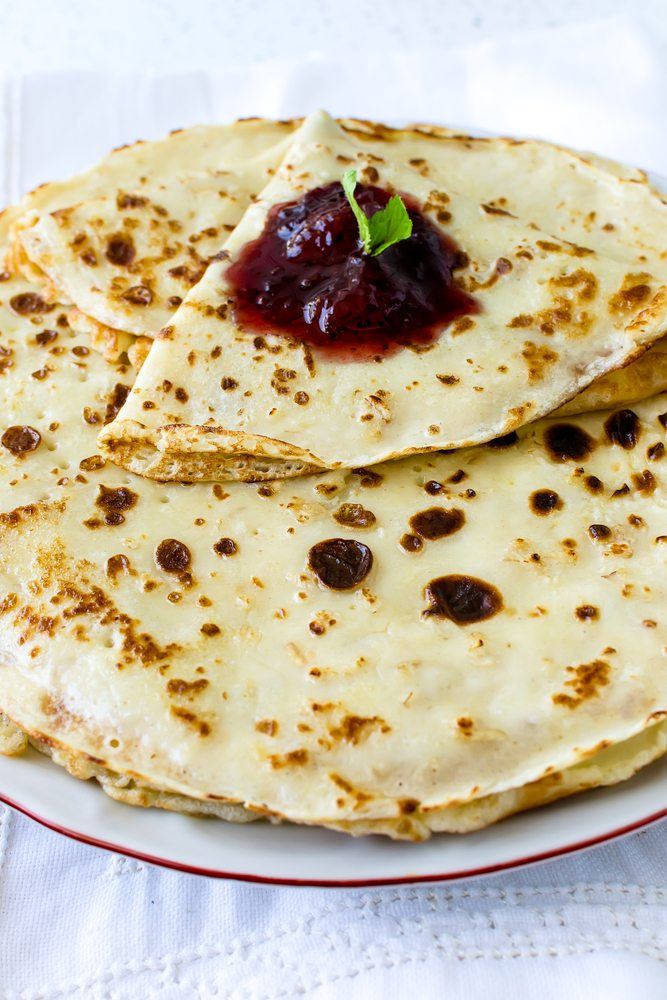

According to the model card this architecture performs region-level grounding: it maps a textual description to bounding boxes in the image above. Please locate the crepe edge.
[1,711,665,841]
[97,290,667,484]
[554,342,667,417]
[97,419,326,482]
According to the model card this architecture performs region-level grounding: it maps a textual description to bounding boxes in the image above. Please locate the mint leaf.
[365,195,413,255]
[341,169,372,253]
[342,169,413,256]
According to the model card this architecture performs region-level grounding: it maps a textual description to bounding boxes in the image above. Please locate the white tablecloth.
[0,808,665,998]
[0,11,665,997]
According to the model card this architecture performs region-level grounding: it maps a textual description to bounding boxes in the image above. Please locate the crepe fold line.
[98,420,324,481]
[553,341,667,417]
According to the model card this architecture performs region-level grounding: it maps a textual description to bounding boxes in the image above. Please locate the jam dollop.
[227,181,476,359]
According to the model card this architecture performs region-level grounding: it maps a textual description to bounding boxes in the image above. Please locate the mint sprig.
[341,169,413,256]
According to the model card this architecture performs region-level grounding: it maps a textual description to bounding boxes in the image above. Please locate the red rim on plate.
[1,789,664,886]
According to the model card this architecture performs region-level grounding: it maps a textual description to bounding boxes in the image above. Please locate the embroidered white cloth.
[0,14,665,998]
[0,808,665,998]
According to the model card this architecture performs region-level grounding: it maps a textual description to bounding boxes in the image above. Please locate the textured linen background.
[0,12,665,998]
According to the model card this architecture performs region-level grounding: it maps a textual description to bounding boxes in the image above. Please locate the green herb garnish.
[341,169,413,256]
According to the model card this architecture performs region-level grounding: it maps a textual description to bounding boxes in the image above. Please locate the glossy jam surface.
[226,181,476,360]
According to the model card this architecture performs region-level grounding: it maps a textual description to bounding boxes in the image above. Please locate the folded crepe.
[97,111,667,481]
[15,115,667,408]
[7,119,297,357]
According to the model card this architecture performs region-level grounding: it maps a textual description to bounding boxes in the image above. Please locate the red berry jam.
[226,181,477,360]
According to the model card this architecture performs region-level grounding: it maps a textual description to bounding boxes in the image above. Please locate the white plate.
[1,157,666,888]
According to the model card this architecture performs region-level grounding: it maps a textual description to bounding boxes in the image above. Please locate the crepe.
[97,111,667,481]
[11,126,296,359]
[3,119,294,360]
[19,173,276,356]
[14,114,667,424]
[0,117,666,841]
[1,714,665,836]
[0,253,664,838]
[15,115,667,407]
[555,340,667,417]
[0,279,134,511]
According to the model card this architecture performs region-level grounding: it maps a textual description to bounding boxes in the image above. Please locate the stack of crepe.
[0,111,664,839]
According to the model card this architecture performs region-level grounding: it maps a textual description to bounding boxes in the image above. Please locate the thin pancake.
[0,127,666,841]
[352,119,667,275]
[1,303,665,838]
[3,119,296,357]
[18,161,293,353]
[555,340,667,417]
[0,280,133,510]
[16,115,667,406]
[2,714,665,837]
[99,111,667,481]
